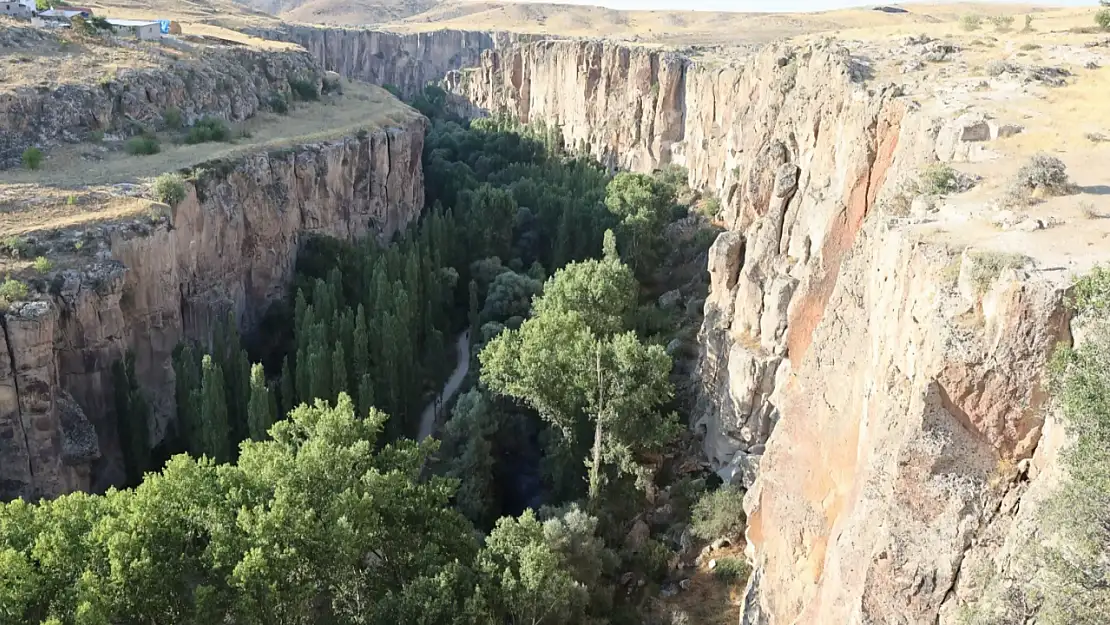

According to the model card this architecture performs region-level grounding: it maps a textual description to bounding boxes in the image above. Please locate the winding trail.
[418,330,470,440]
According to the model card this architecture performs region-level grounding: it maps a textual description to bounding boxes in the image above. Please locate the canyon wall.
[245,25,503,98]
[0,120,426,500]
[432,36,1076,623]
[0,33,319,168]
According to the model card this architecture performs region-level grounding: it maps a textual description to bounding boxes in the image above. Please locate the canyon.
[2,9,1108,624]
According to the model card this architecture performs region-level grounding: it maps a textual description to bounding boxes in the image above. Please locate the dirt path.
[418,330,470,440]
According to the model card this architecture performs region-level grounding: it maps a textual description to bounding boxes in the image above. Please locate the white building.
[105,18,160,40]
[1,0,35,19]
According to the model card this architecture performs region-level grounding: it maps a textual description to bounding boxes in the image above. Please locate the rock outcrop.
[0,35,320,168]
[245,26,501,97]
[0,120,425,500]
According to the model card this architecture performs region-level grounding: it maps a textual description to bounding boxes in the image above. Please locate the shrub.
[66,195,77,206]
[920,163,960,195]
[1009,153,1070,203]
[22,147,43,170]
[268,92,289,114]
[1081,202,1106,219]
[163,106,183,129]
[960,15,983,31]
[690,484,746,540]
[289,77,319,101]
[89,130,104,143]
[986,60,1015,77]
[1018,43,1040,51]
[0,278,29,308]
[967,251,1027,293]
[989,15,1015,32]
[33,256,52,273]
[1021,14,1034,32]
[125,135,160,156]
[712,557,752,585]
[153,173,186,205]
[1098,9,1110,31]
[184,117,231,144]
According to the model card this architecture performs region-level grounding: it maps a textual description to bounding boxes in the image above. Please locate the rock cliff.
[0,120,425,500]
[245,25,501,97]
[0,34,320,168]
[432,33,1103,623]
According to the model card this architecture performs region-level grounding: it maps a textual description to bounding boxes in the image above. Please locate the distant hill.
[241,0,442,25]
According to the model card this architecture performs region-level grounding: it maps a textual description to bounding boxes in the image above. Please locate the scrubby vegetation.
[0,277,29,308]
[184,117,232,144]
[960,14,983,31]
[125,134,161,156]
[712,557,752,585]
[690,484,747,540]
[154,173,187,205]
[920,162,960,195]
[21,147,43,170]
[163,106,183,129]
[967,250,1027,294]
[289,77,319,101]
[1008,153,1071,204]
[32,256,52,274]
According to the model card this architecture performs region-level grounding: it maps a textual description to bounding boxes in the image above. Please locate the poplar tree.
[247,363,274,442]
[333,341,348,401]
[280,356,294,417]
[197,354,231,463]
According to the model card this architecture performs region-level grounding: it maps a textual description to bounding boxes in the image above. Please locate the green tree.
[112,353,150,486]
[197,354,231,463]
[478,511,588,625]
[481,271,542,324]
[247,363,274,442]
[279,356,294,417]
[468,279,480,345]
[333,341,349,401]
[532,257,637,338]
[604,172,674,277]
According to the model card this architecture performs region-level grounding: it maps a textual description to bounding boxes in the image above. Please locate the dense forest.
[0,88,738,624]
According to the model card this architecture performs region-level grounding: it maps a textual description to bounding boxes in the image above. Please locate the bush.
[289,77,319,101]
[153,173,186,205]
[712,557,752,585]
[125,135,161,156]
[1022,14,1034,32]
[22,147,43,170]
[989,15,1015,32]
[960,15,983,31]
[1098,9,1110,31]
[33,256,52,273]
[163,107,183,129]
[268,92,289,114]
[89,130,104,143]
[920,163,960,195]
[184,117,231,144]
[0,278,29,308]
[690,485,746,540]
[967,251,1027,293]
[1009,153,1070,202]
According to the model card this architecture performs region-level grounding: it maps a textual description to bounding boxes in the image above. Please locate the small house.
[1,0,35,19]
[105,18,160,40]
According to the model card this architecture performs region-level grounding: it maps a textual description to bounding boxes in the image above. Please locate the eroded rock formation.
[430,34,1084,623]
[0,43,319,168]
[0,121,425,499]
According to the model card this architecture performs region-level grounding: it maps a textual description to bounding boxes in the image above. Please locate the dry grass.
[0,81,414,189]
[0,81,415,243]
[653,544,747,625]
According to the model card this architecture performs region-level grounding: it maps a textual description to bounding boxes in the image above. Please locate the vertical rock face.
[431,35,1079,623]
[0,121,426,500]
[246,26,501,98]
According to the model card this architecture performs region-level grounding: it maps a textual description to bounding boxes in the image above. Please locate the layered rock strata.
[0,120,425,500]
[0,42,319,168]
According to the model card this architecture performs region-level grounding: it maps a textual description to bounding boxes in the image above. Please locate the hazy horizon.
[494,0,1094,12]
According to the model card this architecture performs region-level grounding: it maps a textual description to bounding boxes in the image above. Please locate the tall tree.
[197,354,231,463]
[247,363,274,442]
